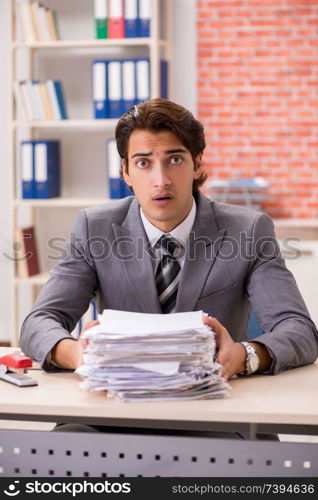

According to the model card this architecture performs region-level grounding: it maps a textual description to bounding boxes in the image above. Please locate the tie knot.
[157,235,180,256]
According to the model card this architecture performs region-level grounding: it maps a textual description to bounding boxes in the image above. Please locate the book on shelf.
[25,80,42,120]
[45,7,58,40]
[14,80,67,121]
[92,57,167,119]
[18,0,35,42]
[20,140,61,199]
[46,80,68,120]
[30,2,41,41]
[38,82,54,120]
[107,138,131,199]
[15,226,40,278]
[15,0,59,42]
[94,0,152,40]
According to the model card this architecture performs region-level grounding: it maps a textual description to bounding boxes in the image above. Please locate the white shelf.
[12,38,167,50]
[274,218,318,228]
[14,197,115,208]
[14,272,50,286]
[13,119,119,129]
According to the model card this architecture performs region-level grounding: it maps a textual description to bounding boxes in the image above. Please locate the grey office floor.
[0,420,317,443]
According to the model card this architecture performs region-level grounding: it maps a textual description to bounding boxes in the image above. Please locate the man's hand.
[76,320,100,367]
[204,316,246,379]
[51,320,99,370]
[203,316,272,380]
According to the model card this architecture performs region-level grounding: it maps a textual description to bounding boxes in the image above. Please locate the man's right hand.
[77,319,100,367]
[51,320,100,370]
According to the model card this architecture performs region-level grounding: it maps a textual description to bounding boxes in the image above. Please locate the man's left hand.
[203,316,246,380]
[203,316,272,379]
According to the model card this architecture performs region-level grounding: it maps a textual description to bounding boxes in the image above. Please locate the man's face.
[123,129,203,232]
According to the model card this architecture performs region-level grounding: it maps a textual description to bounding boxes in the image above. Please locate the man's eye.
[136,159,149,168]
[170,157,182,165]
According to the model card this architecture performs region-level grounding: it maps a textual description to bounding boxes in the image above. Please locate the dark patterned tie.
[155,235,181,314]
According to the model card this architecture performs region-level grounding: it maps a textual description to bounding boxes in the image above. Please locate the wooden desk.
[1,352,317,436]
[1,349,317,477]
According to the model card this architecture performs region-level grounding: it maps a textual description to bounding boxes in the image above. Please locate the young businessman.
[20,98,318,382]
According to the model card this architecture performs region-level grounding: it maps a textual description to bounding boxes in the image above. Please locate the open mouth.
[153,194,173,201]
[153,194,173,206]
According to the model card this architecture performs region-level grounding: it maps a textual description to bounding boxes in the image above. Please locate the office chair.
[247,310,264,339]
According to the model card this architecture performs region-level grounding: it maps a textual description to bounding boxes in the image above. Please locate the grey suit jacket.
[20,191,318,373]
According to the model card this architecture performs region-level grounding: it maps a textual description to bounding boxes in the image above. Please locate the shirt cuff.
[45,350,62,369]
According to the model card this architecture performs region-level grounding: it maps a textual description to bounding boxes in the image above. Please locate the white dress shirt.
[140,197,197,272]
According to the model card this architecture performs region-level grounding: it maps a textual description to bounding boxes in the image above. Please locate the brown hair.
[115,98,207,192]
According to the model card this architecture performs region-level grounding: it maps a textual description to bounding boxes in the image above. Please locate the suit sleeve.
[20,209,99,371]
[245,213,318,374]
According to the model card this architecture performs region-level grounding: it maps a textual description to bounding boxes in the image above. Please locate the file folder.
[160,60,168,98]
[122,59,137,112]
[108,60,123,118]
[94,0,108,39]
[107,138,122,198]
[109,0,125,38]
[136,58,150,102]
[122,181,132,198]
[138,0,151,37]
[21,141,35,199]
[34,141,60,198]
[93,60,108,118]
[124,0,138,38]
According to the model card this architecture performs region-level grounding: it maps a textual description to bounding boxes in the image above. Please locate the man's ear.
[193,154,203,179]
[122,159,130,185]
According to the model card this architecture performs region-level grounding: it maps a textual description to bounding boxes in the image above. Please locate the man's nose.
[152,163,171,188]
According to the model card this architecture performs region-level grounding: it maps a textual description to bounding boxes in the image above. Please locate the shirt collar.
[140,197,196,248]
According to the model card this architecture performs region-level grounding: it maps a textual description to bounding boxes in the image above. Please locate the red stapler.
[0,353,38,387]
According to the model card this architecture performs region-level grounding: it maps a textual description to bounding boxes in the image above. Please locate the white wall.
[0,0,197,342]
[282,241,318,328]
[0,0,11,342]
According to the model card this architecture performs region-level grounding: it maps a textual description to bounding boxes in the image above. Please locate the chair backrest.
[247,310,264,339]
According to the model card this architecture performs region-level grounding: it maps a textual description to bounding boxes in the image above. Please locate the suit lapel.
[176,193,226,312]
[112,193,226,314]
[112,198,162,313]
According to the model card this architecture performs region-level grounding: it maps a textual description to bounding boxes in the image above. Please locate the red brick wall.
[197,0,318,218]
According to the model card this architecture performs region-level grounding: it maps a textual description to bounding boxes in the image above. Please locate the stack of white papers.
[76,310,230,402]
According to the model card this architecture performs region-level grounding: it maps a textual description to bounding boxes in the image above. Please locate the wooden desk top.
[1,347,317,429]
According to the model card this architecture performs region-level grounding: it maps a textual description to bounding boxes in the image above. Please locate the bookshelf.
[13,197,114,208]
[13,38,168,49]
[8,0,173,345]
[13,119,119,129]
